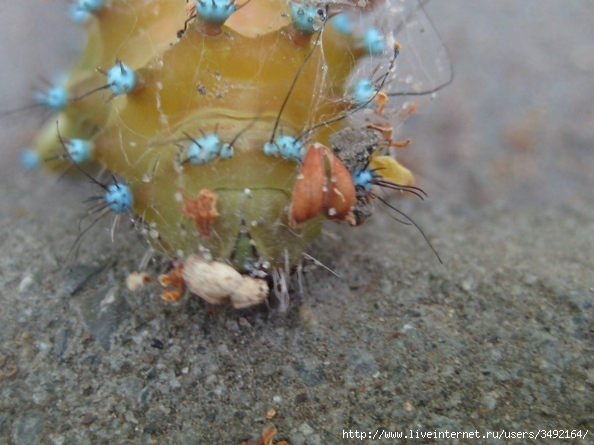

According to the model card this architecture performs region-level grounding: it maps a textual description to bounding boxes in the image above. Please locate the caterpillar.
[19,0,451,309]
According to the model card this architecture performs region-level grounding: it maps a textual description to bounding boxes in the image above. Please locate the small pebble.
[150,339,164,349]
[81,413,94,425]
[18,274,35,294]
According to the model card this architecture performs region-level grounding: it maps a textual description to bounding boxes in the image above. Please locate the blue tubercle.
[352,78,376,108]
[263,142,279,157]
[34,86,69,111]
[187,133,222,164]
[105,184,133,213]
[363,28,385,56]
[77,0,105,13]
[263,136,303,162]
[21,149,40,170]
[278,135,304,161]
[195,0,237,25]
[65,139,93,164]
[69,5,91,23]
[70,0,104,21]
[290,2,320,34]
[106,62,138,96]
[219,143,234,159]
[331,13,352,34]
[353,169,375,192]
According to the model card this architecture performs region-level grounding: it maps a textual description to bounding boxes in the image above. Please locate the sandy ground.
[0,1,593,444]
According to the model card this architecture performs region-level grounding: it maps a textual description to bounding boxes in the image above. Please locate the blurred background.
[0,1,592,444]
[414,1,594,210]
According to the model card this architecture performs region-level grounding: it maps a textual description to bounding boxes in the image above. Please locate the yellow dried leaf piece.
[370,155,415,186]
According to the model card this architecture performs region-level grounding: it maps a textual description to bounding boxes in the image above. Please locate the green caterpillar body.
[24,0,451,307]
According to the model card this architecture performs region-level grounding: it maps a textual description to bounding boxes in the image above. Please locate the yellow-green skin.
[32,0,369,269]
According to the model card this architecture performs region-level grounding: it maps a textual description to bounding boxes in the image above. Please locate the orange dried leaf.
[324,148,356,222]
[180,188,220,237]
[289,144,326,228]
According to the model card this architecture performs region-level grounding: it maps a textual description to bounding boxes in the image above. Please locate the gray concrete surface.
[0,1,593,444]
